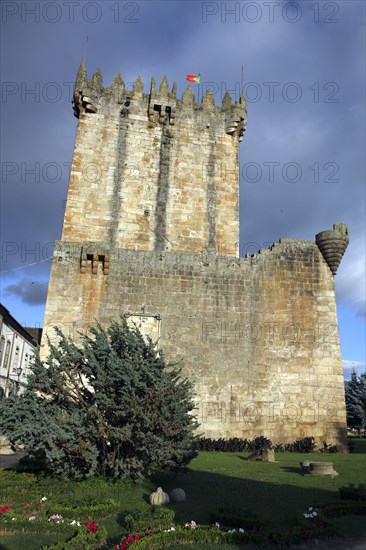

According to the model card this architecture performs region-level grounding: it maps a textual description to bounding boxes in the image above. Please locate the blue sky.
[0,0,365,379]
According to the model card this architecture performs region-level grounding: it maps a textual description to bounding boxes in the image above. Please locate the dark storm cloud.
[0,0,364,326]
[4,278,48,305]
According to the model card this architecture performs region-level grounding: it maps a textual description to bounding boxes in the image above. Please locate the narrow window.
[24,353,29,376]
[4,340,11,371]
[12,346,20,373]
[0,336,5,368]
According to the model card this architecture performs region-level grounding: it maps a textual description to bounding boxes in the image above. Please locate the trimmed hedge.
[321,501,366,518]
[124,507,175,533]
[210,507,264,530]
[114,523,337,549]
[44,525,107,549]
[195,436,339,453]
[116,526,230,549]
[51,498,120,518]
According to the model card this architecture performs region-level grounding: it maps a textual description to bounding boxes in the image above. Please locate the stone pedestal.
[262,449,275,462]
[300,460,338,476]
[309,462,339,477]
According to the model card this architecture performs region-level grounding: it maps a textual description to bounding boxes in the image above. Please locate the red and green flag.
[186,73,201,84]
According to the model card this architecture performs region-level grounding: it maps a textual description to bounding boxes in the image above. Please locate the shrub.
[339,483,366,501]
[196,435,335,453]
[252,436,272,451]
[0,316,198,482]
[319,441,339,453]
[287,437,316,453]
[195,437,250,452]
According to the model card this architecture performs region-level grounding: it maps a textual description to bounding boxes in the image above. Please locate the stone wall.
[42,238,347,447]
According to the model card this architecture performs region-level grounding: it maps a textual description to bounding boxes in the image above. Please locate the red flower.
[0,505,12,514]
[118,531,151,549]
[84,521,99,533]
[22,503,29,508]
[36,501,43,505]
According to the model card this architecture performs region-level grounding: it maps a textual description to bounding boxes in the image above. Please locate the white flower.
[239,528,245,533]
[303,506,319,520]
[11,518,15,521]
[70,519,81,527]
[41,497,47,501]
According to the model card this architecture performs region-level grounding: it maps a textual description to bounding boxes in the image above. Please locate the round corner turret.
[316,224,349,275]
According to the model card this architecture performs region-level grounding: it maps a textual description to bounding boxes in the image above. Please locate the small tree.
[345,370,366,436]
[0,317,198,481]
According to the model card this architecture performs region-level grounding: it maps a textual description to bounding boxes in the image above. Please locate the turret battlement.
[64,65,246,255]
[72,65,247,142]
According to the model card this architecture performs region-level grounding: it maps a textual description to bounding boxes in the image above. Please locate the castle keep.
[42,66,349,447]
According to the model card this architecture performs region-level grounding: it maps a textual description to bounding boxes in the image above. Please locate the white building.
[0,304,39,399]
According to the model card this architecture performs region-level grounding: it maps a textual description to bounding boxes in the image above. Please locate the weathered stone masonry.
[42,66,349,448]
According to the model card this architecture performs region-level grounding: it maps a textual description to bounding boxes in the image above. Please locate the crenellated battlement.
[72,65,247,141]
[65,65,247,256]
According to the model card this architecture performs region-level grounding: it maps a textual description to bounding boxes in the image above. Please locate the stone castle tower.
[42,66,349,447]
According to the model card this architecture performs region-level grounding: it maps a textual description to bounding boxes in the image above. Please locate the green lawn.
[0,442,365,549]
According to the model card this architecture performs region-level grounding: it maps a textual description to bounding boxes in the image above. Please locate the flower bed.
[112,506,338,549]
[0,494,107,549]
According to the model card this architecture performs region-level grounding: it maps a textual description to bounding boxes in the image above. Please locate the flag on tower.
[186,73,201,84]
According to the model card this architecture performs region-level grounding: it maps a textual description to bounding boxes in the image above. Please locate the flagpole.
[198,73,201,103]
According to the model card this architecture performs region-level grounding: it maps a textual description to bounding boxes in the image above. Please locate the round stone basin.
[309,462,338,477]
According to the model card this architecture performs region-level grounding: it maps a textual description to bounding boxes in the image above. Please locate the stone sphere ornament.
[169,488,187,503]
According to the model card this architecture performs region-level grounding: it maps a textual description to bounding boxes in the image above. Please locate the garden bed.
[0,442,365,549]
